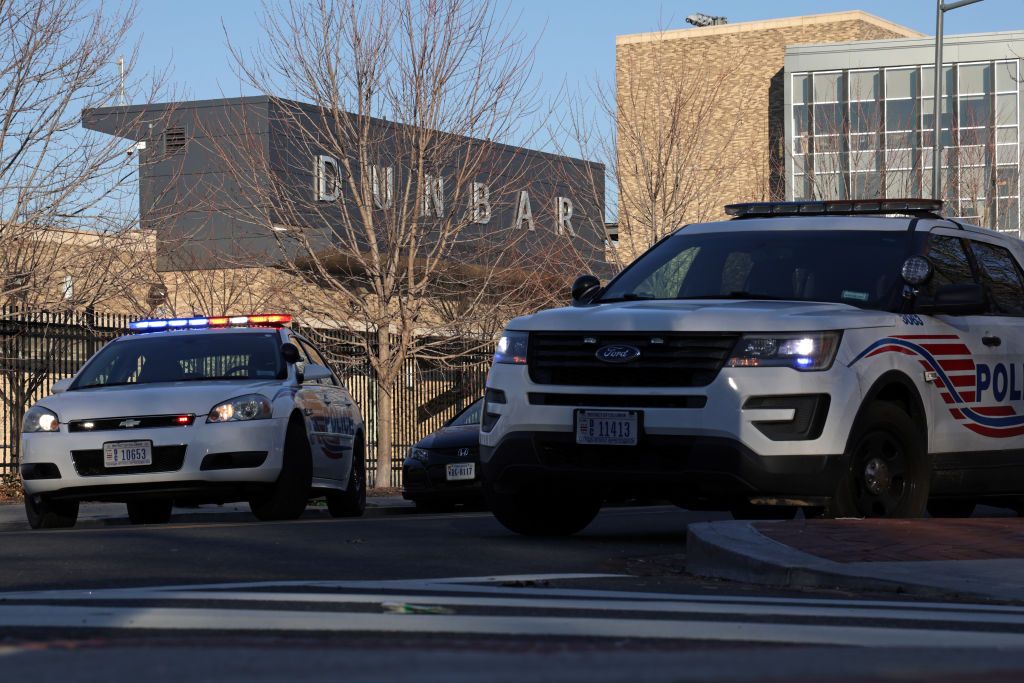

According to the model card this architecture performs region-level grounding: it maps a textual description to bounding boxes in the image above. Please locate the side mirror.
[51,378,72,394]
[571,274,602,306]
[917,283,987,316]
[301,364,333,383]
[281,343,301,364]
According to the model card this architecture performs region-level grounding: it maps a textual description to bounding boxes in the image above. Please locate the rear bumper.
[480,431,847,501]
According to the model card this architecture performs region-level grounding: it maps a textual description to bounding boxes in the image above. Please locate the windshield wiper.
[598,293,657,303]
[681,291,791,301]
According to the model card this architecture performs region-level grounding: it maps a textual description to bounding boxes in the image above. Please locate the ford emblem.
[595,344,641,363]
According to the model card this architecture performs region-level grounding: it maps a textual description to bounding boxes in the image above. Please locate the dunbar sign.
[313,154,579,235]
[83,96,606,272]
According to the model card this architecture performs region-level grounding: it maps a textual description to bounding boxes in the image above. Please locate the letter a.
[515,190,535,231]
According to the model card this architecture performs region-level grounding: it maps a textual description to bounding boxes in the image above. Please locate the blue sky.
[130,0,1019,102]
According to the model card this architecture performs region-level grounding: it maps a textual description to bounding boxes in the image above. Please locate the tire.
[927,499,977,518]
[326,436,366,518]
[25,495,79,530]
[249,418,312,521]
[730,502,799,520]
[486,483,601,536]
[829,402,929,518]
[127,499,173,525]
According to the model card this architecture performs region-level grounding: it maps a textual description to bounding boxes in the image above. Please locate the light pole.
[931,0,984,201]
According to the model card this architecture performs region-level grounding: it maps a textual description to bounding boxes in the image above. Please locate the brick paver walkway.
[755,518,1024,563]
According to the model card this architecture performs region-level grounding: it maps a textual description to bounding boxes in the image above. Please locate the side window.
[969,241,1024,316]
[296,338,339,386]
[924,235,975,297]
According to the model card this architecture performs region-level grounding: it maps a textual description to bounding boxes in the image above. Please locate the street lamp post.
[931,0,984,201]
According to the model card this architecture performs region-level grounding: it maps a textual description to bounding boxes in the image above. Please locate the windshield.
[600,229,912,309]
[72,332,285,389]
[449,399,483,427]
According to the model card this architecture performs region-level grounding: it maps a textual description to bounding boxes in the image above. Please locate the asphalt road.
[2,505,1024,682]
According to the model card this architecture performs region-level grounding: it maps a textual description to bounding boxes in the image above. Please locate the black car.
[402,398,484,510]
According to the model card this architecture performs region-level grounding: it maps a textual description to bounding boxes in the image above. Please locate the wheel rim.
[851,431,909,517]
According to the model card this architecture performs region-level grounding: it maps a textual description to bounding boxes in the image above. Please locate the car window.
[72,332,284,389]
[923,235,976,297]
[450,399,483,426]
[968,240,1024,316]
[296,338,338,386]
[599,230,910,310]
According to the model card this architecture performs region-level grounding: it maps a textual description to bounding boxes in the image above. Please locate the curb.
[686,520,1020,602]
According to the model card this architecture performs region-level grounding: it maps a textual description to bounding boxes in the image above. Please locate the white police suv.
[19,314,366,529]
[481,199,1024,535]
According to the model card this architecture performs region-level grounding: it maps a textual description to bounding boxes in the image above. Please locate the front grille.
[529,393,706,409]
[69,415,194,432]
[70,445,187,477]
[528,332,739,387]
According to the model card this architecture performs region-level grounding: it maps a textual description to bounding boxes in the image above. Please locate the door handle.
[982,335,1002,347]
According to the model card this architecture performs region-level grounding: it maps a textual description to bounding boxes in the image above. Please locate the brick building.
[614,11,922,260]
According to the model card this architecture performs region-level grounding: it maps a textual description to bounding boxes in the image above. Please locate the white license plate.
[103,440,153,468]
[446,463,475,481]
[576,410,639,446]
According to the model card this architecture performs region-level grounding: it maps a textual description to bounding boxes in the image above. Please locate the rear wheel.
[927,499,977,518]
[25,495,79,530]
[249,418,312,521]
[326,436,366,518]
[127,499,173,525]
[829,403,929,518]
[486,483,601,536]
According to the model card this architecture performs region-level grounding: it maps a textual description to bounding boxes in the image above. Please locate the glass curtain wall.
[791,60,1021,235]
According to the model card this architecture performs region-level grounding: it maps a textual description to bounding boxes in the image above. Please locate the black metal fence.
[0,306,490,487]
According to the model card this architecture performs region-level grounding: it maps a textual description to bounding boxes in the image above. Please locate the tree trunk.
[374,378,394,490]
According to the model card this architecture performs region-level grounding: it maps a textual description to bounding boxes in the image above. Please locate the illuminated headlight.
[727,332,841,371]
[494,331,528,365]
[22,406,60,433]
[408,448,430,463]
[207,394,272,423]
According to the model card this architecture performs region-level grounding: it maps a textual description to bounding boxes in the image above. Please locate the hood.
[508,299,895,333]
[414,424,479,450]
[36,380,282,422]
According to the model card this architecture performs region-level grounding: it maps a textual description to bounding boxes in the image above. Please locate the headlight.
[207,394,272,423]
[23,406,59,433]
[494,331,528,365]
[727,332,841,371]
[407,448,429,463]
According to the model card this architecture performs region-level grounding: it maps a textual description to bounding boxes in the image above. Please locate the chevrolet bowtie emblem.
[119,419,141,428]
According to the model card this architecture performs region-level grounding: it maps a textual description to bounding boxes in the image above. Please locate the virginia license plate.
[446,463,475,481]
[103,440,153,468]
[576,410,638,446]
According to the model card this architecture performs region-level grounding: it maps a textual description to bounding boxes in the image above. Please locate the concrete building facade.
[785,31,1024,237]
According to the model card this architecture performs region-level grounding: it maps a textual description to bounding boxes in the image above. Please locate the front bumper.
[402,456,483,501]
[20,417,288,502]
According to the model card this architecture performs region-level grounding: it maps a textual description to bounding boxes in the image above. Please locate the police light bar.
[129,313,292,333]
[724,199,944,219]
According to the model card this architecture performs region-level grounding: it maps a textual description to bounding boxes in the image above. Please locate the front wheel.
[326,437,366,518]
[250,419,312,521]
[486,483,601,536]
[25,495,79,530]
[828,403,929,518]
[127,499,173,525]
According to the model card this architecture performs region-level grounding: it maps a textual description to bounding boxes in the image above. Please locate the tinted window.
[296,338,338,386]
[450,399,483,427]
[969,241,1024,315]
[923,235,975,297]
[600,230,911,310]
[73,332,284,389]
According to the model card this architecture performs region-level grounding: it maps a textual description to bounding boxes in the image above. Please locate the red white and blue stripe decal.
[851,335,1024,438]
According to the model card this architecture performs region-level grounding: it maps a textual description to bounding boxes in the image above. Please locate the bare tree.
[215,0,602,487]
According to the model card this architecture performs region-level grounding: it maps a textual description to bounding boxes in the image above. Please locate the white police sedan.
[19,314,366,529]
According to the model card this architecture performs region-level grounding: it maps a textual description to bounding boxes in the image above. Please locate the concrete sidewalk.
[0,495,416,531]
[688,515,1024,602]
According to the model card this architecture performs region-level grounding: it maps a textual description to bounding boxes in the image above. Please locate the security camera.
[126,140,147,156]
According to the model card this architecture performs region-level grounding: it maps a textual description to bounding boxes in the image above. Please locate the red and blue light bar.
[724,198,944,219]
[129,313,292,333]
